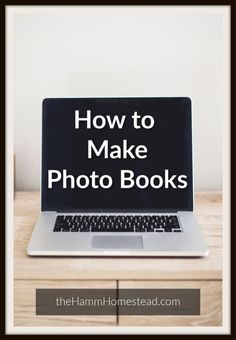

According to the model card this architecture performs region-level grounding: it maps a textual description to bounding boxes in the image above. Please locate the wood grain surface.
[118,280,222,326]
[14,192,222,281]
[14,191,222,327]
[14,280,117,327]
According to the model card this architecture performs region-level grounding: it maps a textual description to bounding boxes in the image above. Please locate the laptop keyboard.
[53,215,182,232]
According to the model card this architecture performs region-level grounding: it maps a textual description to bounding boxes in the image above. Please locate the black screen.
[42,98,193,211]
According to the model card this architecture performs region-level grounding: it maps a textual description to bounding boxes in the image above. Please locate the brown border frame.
[0,1,235,338]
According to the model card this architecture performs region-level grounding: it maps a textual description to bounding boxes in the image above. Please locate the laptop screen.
[42,98,193,212]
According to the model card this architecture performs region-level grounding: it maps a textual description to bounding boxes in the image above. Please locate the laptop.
[27,97,209,256]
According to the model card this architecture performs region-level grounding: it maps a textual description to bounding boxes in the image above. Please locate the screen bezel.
[41,97,193,212]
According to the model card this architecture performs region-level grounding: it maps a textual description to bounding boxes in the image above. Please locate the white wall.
[11,6,228,191]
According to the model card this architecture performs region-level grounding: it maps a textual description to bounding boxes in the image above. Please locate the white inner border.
[6,5,231,335]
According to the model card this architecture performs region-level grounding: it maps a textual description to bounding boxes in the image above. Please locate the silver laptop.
[27,97,208,256]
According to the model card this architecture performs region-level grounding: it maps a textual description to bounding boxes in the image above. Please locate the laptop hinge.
[53,210,179,214]
[42,211,57,214]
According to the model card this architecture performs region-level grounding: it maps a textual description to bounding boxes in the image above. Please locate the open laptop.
[27,97,209,256]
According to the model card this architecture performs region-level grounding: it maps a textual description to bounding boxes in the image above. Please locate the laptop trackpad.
[91,235,143,249]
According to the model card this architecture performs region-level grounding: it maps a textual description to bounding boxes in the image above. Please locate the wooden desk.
[14,192,222,327]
